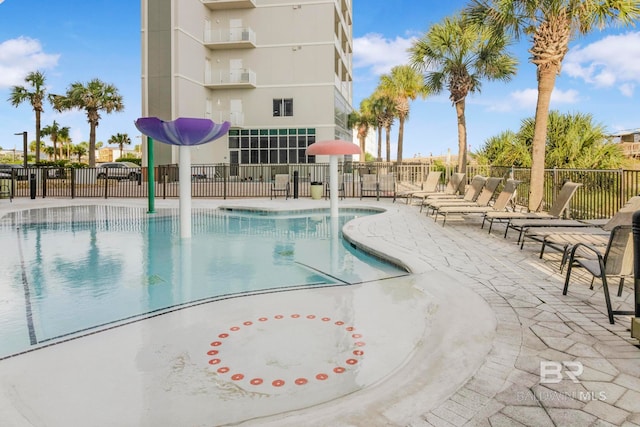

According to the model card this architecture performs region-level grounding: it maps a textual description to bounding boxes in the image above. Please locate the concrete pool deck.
[0,197,639,426]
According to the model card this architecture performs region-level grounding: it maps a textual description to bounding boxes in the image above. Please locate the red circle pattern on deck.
[207,314,365,389]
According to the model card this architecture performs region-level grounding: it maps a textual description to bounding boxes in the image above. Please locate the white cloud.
[353,33,415,76]
[0,37,59,88]
[490,87,580,112]
[619,83,635,97]
[564,31,640,92]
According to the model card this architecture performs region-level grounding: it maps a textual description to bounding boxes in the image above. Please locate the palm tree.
[476,110,624,169]
[51,79,124,167]
[8,71,48,163]
[43,146,55,160]
[466,0,640,211]
[73,142,89,163]
[108,133,132,159]
[58,134,73,159]
[348,98,375,160]
[410,14,517,172]
[370,91,396,162]
[378,65,428,163]
[41,120,70,161]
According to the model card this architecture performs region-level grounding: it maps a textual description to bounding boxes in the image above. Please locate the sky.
[0,0,638,160]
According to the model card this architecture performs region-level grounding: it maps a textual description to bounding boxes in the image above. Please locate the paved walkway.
[348,199,640,427]
[0,197,638,426]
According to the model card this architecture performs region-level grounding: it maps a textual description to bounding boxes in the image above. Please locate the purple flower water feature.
[135,117,230,146]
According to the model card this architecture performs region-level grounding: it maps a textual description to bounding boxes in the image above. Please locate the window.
[229,128,316,165]
[273,98,293,117]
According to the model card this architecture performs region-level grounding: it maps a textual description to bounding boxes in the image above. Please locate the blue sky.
[0,0,638,160]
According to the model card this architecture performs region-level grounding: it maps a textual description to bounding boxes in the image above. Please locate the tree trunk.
[397,115,405,164]
[358,135,365,161]
[385,126,391,162]
[53,137,58,161]
[455,99,467,172]
[528,68,558,212]
[89,122,97,167]
[377,126,382,161]
[35,110,41,163]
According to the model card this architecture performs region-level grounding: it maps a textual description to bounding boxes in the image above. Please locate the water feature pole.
[147,136,156,214]
[179,146,191,238]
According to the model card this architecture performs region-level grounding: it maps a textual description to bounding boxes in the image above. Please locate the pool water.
[0,206,406,359]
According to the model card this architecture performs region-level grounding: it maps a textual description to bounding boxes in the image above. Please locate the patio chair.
[360,174,379,200]
[483,181,583,238]
[324,174,345,200]
[271,174,290,200]
[426,177,503,217]
[378,174,396,200]
[0,179,11,202]
[416,172,466,212]
[535,196,640,269]
[434,179,521,226]
[424,176,496,215]
[563,224,635,324]
[394,170,442,204]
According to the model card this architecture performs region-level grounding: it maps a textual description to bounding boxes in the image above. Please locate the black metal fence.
[2,163,640,220]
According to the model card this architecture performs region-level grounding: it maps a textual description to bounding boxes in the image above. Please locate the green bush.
[115,157,142,166]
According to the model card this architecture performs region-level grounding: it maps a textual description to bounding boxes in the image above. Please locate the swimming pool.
[0,205,407,360]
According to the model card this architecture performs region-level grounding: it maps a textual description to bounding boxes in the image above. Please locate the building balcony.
[203,0,256,10]
[205,28,256,49]
[205,69,256,89]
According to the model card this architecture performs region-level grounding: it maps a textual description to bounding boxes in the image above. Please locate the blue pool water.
[0,206,406,359]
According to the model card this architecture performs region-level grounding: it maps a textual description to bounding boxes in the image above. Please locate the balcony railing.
[205,28,256,49]
[205,69,256,89]
[203,0,256,10]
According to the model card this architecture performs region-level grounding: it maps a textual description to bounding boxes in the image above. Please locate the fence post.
[223,164,227,200]
[71,168,76,199]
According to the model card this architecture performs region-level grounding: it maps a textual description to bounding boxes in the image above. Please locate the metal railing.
[3,163,639,220]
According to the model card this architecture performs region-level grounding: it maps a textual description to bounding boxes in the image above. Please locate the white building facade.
[141,0,354,166]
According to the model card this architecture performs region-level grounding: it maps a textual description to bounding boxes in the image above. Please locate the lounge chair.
[425,176,503,216]
[485,181,583,239]
[423,175,486,206]
[270,174,290,199]
[434,179,521,226]
[534,196,640,268]
[394,170,442,204]
[563,224,635,324]
[360,174,379,200]
[416,172,466,212]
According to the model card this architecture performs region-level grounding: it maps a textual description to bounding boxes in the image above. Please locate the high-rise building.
[141,0,353,166]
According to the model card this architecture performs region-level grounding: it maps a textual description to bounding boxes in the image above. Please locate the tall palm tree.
[41,120,70,161]
[108,133,132,159]
[51,79,124,167]
[466,0,640,211]
[410,14,517,172]
[378,65,428,163]
[348,98,375,160]
[370,91,396,162]
[58,134,73,159]
[8,71,48,163]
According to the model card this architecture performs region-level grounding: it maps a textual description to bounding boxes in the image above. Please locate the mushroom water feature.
[135,117,230,238]
[305,139,361,218]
